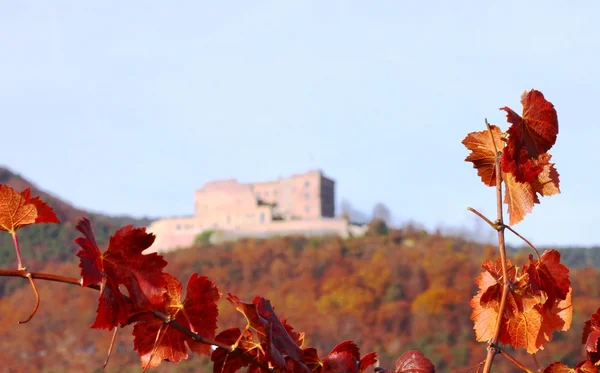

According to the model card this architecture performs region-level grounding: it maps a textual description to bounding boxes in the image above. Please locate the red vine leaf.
[377,350,435,373]
[211,328,261,373]
[227,293,265,334]
[522,249,570,306]
[543,360,597,373]
[500,89,559,183]
[321,341,361,373]
[462,125,504,187]
[322,350,358,373]
[255,297,304,362]
[359,352,378,372]
[0,184,59,233]
[294,341,377,373]
[328,341,360,362]
[228,294,304,364]
[582,307,600,364]
[282,318,305,348]
[132,273,220,369]
[285,358,312,373]
[320,341,377,373]
[74,217,168,330]
[301,347,322,372]
[543,362,572,373]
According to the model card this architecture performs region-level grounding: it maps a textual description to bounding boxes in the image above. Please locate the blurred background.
[1,1,599,372]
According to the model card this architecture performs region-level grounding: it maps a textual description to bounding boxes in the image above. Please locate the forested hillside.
[0,225,598,373]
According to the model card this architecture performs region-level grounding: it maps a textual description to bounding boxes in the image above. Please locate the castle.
[146,170,367,252]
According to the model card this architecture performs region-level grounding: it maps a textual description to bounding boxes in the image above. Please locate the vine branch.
[481,119,512,373]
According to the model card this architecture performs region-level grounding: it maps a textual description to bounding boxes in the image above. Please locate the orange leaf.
[470,257,569,353]
[0,184,59,233]
[503,171,535,225]
[500,89,559,183]
[462,125,504,187]
[470,288,499,343]
[500,306,543,353]
[503,156,560,225]
[536,288,572,347]
[530,153,561,197]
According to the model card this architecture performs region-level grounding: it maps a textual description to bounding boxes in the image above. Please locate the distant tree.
[372,202,391,223]
[366,218,389,236]
[339,199,370,224]
[194,229,215,245]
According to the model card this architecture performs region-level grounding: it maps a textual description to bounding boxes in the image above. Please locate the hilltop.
[0,167,152,294]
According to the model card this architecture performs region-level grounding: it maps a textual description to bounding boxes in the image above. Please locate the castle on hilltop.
[146,170,367,252]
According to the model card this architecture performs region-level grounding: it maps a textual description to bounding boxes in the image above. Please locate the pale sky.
[1,1,598,247]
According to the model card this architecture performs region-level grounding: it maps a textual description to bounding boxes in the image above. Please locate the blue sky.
[1,1,598,247]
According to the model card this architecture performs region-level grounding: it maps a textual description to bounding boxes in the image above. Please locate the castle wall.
[144,216,203,253]
[209,218,369,243]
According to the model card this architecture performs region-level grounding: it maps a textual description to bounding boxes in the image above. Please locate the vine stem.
[18,273,40,324]
[0,269,274,373]
[481,119,511,373]
[12,232,24,270]
[504,225,541,261]
[497,344,532,373]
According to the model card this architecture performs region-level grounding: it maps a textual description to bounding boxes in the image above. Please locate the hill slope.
[0,167,152,294]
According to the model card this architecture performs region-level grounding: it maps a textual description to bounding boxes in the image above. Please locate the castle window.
[305,181,310,188]
[305,193,310,200]
[176,224,181,231]
[305,205,310,213]
[260,213,265,224]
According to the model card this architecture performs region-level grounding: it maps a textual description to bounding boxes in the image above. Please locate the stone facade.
[145,170,364,253]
